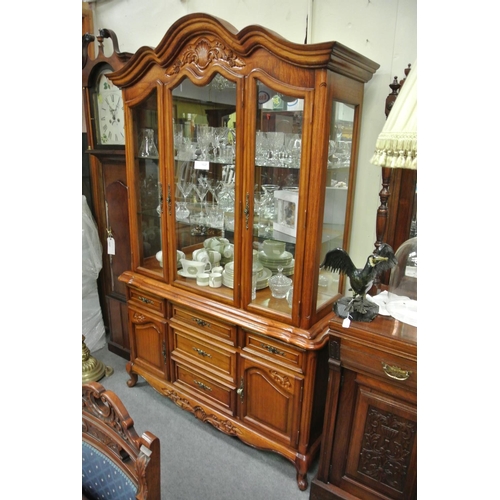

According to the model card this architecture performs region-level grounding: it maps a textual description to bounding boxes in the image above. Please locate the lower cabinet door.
[238,353,303,448]
[128,305,168,380]
[332,370,417,500]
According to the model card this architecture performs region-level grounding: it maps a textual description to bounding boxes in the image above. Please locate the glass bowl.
[269,267,292,299]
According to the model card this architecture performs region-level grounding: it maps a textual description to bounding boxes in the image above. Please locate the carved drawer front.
[244,332,304,372]
[171,305,236,345]
[341,340,417,391]
[171,327,237,383]
[128,288,166,316]
[172,361,236,416]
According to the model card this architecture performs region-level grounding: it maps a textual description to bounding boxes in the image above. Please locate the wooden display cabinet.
[310,315,417,499]
[109,14,378,489]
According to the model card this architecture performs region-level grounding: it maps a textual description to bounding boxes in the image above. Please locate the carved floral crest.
[167,37,245,76]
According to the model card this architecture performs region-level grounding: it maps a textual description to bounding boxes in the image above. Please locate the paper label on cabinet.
[194,160,209,170]
[342,317,351,328]
[107,237,115,255]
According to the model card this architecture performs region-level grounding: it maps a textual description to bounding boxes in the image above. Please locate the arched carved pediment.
[166,37,246,77]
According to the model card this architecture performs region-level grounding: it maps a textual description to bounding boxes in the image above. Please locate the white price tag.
[194,160,210,170]
[107,237,115,255]
[342,316,351,328]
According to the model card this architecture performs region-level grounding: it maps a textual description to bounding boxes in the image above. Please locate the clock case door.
[82,30,134,358]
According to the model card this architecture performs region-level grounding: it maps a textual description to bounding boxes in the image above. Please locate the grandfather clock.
[82,29,133,358]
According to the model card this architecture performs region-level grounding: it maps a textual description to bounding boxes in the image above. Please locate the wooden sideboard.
[310,314,417,500]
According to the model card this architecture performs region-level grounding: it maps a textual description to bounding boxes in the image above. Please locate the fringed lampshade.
[371,59,417,170]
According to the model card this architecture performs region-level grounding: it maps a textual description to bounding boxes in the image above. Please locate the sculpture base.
[334,296,379,322]
[82,336,114,383]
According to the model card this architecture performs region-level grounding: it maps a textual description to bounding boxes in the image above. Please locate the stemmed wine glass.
[176,178,193,220]
[254,187,267,234]
[196,125,214,160]
[192,175,209,224]
[213,127,229,161]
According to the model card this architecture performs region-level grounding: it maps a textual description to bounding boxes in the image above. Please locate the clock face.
[96,69,125,145]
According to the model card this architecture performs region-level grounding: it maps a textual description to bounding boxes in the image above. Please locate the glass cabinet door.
[316,101,355,311]
[249,80,304,319]
[132,89,163,278]
[171,74,237,301]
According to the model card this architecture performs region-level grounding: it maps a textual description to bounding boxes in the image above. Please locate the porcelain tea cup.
[209,272,222,288]
[156,250,163,268]
[196,272,210,286]
[212,265,223,275]
[193,248,210,264]
[208,250,221,266]
[180,259,211,276]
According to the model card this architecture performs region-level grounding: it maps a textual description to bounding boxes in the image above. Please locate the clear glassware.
[254,189,267,234]
[173,124,184,157]
[213,126,229,161]
[139,128,159,158]
[196,125,214,160]
[262,184,280,223]
[287,135,301,168]
[192,176,209,224]
[176,180,193,220]
[268,266,292,299]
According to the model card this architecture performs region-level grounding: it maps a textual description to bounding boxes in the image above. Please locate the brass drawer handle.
[138,296,154,305]
[381,361,412,381]
[193,317,210,328]
[193,347,212,358]
[193,380,212,391]
[261,343,285,356]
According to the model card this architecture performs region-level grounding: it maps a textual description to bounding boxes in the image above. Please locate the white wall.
[88,0,416,265]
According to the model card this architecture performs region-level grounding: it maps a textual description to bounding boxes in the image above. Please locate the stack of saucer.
[221,261,272,290]
[255,267,272,290]
[257,250,295,276]
[222,262,235,288]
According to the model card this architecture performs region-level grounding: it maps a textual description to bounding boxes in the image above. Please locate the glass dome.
[386,237,417,327]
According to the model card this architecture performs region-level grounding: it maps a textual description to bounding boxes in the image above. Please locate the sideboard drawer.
[129,288,166,316]
[172,361,236,416]
[341,340,417,391]
[171,327,237,383]
[171,305,236,345]
[244,332,304,373]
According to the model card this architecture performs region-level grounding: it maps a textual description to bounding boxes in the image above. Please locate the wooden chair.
[82,382,161,499]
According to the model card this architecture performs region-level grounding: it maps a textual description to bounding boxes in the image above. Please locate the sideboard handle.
[193,317,210,328]
[193,380,212,392]
[261,343,285,356]
[193,347,212,358]
[381,361,412,381]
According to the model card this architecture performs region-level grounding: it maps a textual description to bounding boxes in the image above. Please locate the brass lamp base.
[82,335,114,383]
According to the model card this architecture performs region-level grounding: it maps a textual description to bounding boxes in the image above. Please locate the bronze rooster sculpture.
[321,243,397,321]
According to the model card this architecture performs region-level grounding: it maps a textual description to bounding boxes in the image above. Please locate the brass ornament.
[82,336,114,383]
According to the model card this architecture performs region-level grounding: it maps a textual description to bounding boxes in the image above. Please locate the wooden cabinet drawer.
[128,288,166,316]
[171,327,237,383]
[171,305,236,345]
[172,361,236,416]
[341,340,417,391]
[244,332,304,373]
